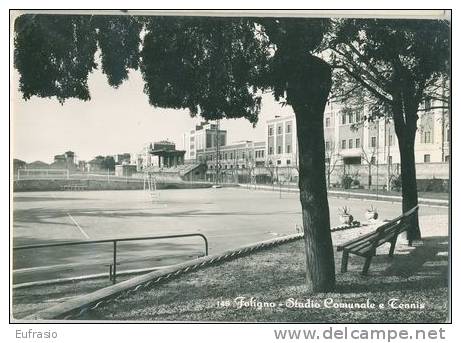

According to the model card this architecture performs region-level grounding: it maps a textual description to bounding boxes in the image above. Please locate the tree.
[324,140,340,188]
[14,14,335,292]
[102,156,116,171]
[329,19,450,243]
[361,145,376,190]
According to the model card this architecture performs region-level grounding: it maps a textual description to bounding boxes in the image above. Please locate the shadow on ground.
[75,234,449,323]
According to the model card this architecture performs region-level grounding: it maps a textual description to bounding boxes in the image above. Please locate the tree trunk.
[395,128,421,243]
[368,165,372,189]
[289,55,335,292]
[392,98,422,243]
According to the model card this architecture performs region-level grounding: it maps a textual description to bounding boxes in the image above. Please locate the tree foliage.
[329,18,450,119]
[14,15,98,102]
[14,14,331,123]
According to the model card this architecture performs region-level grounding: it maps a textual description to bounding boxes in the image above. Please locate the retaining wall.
[13,179,214,192]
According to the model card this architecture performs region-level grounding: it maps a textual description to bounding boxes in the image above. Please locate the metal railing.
[13,233,208,284]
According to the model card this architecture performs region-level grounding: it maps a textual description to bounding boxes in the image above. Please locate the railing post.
[203,235,208,256]
[113,241,117,284]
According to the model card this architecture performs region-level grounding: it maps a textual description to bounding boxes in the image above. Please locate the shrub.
[390,174,402,191]
[341,175,354,189]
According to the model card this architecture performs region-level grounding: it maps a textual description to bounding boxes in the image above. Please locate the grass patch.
[82,229,448,323]
[12,276,132,319]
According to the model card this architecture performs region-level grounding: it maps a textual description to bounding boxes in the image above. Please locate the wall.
[13,179,213,192]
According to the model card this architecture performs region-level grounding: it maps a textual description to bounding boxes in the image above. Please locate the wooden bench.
[61,184,88,191]
[337,205,419,275]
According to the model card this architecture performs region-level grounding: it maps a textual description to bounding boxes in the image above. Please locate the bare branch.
[336,64,392,104]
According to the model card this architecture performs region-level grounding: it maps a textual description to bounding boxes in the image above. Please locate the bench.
[61,184,88,191]
[337,205,419,275]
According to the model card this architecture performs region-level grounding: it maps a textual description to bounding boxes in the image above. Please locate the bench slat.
[337,205,418,275]
[340,221,404,256]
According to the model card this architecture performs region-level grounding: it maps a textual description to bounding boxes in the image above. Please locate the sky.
[12,64,294,164]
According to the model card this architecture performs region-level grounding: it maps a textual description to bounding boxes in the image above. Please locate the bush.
[341,175,354,189]
[390,174,402,191]
[417,178,449,193]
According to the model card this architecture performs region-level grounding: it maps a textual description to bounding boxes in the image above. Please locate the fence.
[13,233,208,284]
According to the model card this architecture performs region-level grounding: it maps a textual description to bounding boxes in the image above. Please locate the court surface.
[12,187,448,283]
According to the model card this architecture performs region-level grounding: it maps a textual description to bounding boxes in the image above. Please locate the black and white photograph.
[10,9,451,328]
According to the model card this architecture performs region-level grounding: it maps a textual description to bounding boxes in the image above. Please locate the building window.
[277,126,282,135]
[230,164,233,169]
[342,114,346,125]
[269,127,273,136]
[423,131,432,144]
[261,150,264,157]
[348,139,353,149]
[277,146,282,154]
[348,113,354,124]
[269,147,273,155]
[287,160,291,165]
[424,154,431,163]
[325,118,330,127]
[370,156,376,164]
[356,111,361,123]
[286,145,291,153]
[277,160,281,165]
[325,141,330,150]
[287,124,291,133]
[242,165,245,169]
[371,136,377,148]
[356,138,361,148]
[445,155,450,162]
[388,156,392,165]
[341,140,346,149]
[388,134,394,146]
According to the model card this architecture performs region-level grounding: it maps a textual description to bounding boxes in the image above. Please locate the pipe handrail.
[13,233,208,284]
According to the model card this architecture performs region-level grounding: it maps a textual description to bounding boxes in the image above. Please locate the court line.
[66,212,90,239]
[50,192,90,239]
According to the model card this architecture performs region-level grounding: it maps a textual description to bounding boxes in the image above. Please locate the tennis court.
[12,187,448,284]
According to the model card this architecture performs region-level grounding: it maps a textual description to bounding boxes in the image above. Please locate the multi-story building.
[183,121,227,161]
[266,115,297,168]
[267,99,449,187]
[183,98,449,186]
[194,140,266,183]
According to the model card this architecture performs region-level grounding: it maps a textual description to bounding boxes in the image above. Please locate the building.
[26,160,50,169]
[183,121,227,161]
[87,156,106,172]
[267,99,449,187]
[50,151,76,170]
[115,164,137,177]
[266,115,297,168]
[149,140,186,168]
[196,140,267,183]
[112,153,131,165]
[13,158,26,173]
[182,96,449,186]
